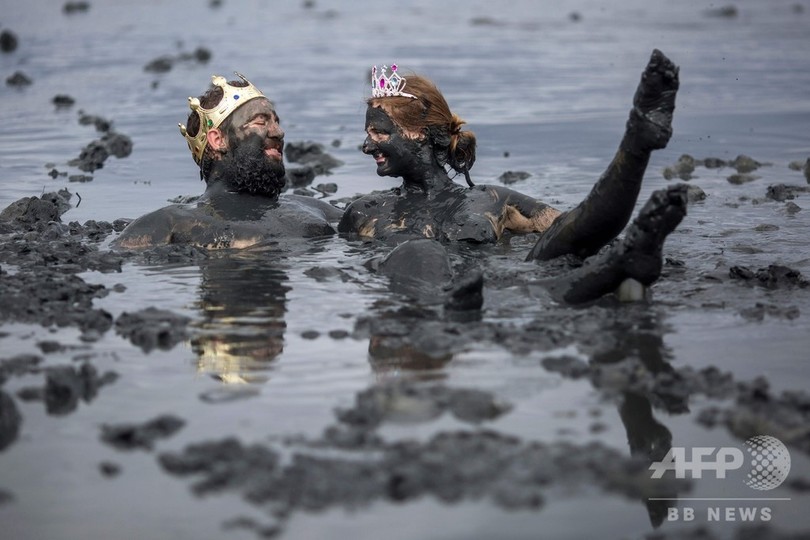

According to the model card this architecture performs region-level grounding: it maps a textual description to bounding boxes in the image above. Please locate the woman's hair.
[186,79,249,180]
[368,74,476,178]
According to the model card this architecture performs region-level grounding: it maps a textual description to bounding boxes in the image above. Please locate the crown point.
[370,63,417,100]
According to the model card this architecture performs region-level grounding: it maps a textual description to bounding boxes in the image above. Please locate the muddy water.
[2,0,810,539]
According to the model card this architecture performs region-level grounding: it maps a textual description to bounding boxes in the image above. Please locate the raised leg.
[539,184,688,304]
[528,49,680,262]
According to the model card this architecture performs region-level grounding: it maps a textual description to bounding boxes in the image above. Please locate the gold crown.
[178,72,266,164]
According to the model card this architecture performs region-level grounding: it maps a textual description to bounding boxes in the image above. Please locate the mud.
[283,141,344,191]
[143,47,212,74]
[498,170,531,184]
[115,307,191,352]
[0,29,18,53]
[158,381,688,533]
[100,414,185,451]
[663,154,768,183]
[63,1,90,14]
[68,112,133,173]
[788,158,810,183]
[52,94,75,108]
[5,71,31,87]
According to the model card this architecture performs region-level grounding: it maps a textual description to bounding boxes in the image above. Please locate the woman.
[338,65,560,244]
[340,51,679,260]
[340,51,688,304]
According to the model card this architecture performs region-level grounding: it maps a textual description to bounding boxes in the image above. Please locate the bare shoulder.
[112,204,213,249]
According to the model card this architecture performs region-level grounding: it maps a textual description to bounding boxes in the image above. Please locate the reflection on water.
[191,252,291,383]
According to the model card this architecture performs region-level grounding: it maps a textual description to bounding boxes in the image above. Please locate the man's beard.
[217,134,286,198]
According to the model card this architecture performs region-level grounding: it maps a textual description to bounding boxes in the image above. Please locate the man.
[114,73,341,249]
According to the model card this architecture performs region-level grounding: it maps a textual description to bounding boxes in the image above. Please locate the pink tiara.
[371,64,417,99]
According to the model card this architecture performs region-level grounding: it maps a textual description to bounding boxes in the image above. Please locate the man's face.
[216,98,287,198]
[228,98,284,162]
[362,105,424,179]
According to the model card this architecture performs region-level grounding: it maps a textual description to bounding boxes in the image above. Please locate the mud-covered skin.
[338,106,559,243]
[339,182,559,243]
[528,49,680,261]
[113,190,340,250]
[539,184,688,304]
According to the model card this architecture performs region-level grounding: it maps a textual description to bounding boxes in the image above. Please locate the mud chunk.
[43,363,117,416]
[686,184,707,202]
[284,141,343,175]
[63,1,90,14]
[730,154,763,173]
[703,157,727,168]
[788,158,810,183]
[144,56,173,73]
[101,132,133,158]
[285,166,316,188]
[101,414,185,450]
[52,94,75,108]
[729,264,808,289]
[99,461,121,477]
[704,5,738,17]
[314,182,338,194]
[69,141,108,172]
[78,111,111,132]
[784,202,802,214]
[0,354,43,379]
[498,171,531,185]
[114,307,191,352]
[727,173,760,185]
[5,71,32,87]
[766,184,809,202]
[0,190,71,228]
[144,47,211,73]
[663,154,696,180]
[0,29,18,53]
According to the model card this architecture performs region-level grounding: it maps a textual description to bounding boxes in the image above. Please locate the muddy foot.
[618,184,688,285]
[628,49,679,151]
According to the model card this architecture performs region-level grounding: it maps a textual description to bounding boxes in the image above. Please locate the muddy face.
[227,98,285,162]
[362,105,427,180]
[213,99,286,198]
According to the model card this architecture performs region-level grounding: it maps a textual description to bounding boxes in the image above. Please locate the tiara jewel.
[178,72,266,165]
[371,64,417,99]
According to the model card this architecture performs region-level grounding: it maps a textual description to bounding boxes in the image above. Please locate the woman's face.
[362,105,425,179]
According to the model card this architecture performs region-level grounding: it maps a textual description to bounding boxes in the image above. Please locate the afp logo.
[650,435,791,490]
